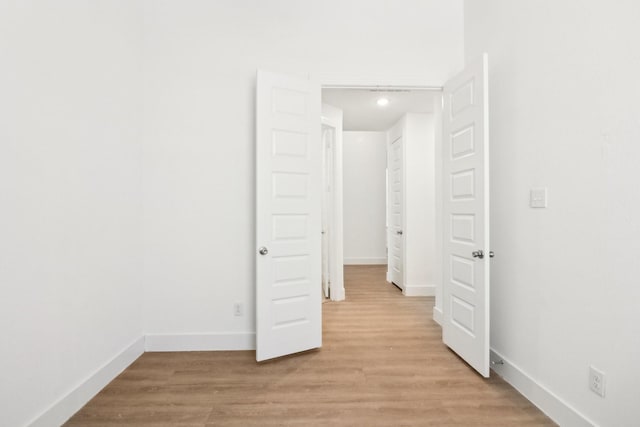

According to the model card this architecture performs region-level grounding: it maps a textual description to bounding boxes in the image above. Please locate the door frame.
[320,80,444,310]
[255,71,464,361]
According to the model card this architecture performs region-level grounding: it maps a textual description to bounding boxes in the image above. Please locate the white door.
[321,125,333,298]
[389,137,404,288]
[256,70,322,362]
[442,54,490,377]
[321,104,345,302]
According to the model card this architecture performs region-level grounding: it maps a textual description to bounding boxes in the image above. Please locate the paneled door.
[442,54,491,377]
[321,125,333,298]
[256,70,322,362]
[389,137,404,288]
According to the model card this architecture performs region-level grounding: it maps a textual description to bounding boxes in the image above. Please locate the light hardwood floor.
[67,265,554,426]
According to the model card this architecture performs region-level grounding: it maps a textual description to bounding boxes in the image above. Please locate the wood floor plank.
[66,265,555,426]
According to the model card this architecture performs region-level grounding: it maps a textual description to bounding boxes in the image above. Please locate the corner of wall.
[490,349,597,427]
[28,337,145,427]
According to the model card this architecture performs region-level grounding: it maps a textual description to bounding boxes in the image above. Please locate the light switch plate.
[530,187,547,208]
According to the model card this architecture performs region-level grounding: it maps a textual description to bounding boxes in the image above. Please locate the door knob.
[472,250,484,259]
[259,246,269,256]
[396,230,403,235]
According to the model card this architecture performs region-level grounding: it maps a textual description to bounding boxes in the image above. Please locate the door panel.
[321,104,345,302]
[389,137,404,287]
[256,70,321,362]
[442,54,490,377]
[321,125,332,298]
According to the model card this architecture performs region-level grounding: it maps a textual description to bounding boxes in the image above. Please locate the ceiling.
[322,88,437,132]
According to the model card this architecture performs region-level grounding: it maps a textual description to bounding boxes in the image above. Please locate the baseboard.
[28,336,144,427]
[402,283,435,297]
[343,257,387,265]
[330,286,345,301]
[433,306,443,325]
[145,332,256,352]
[490,349,597,427]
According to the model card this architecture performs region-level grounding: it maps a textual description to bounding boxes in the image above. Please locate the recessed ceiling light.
[377,97,389,107]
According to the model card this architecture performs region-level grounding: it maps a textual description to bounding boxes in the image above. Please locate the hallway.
[67,265,554,426]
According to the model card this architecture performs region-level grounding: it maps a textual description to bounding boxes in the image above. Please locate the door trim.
[319,80,443,304]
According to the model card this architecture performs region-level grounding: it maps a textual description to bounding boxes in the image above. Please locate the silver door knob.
[259,246,268,255]
[472,250,484,259]
[396,230,403,235]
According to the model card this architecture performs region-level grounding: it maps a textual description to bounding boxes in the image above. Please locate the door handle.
[472,250,484,259]
[259,246,269,256]
[396,230,403,235]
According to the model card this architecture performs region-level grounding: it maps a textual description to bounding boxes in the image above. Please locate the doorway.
[321,88,439,298]
[255,56,491,376]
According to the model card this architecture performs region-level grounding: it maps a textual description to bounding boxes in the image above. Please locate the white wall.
[0,2,144,426]
[404,114,436,295]
[387,114,436,296]
[465,1,640,425]
[343,132,387,265]
[433,96,444,320]
[142,0,463,343]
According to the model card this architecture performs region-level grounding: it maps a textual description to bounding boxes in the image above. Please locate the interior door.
[321,104,345,302]
[389,137,404,288]
[321,125,333,298]
[442,54,490,377]
[256,70,322,362]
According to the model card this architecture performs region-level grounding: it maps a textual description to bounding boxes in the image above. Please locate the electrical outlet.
[233,302,243,317]
[589,366,606,397]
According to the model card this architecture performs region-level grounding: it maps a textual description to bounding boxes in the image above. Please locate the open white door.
[321,125,333,298]
[442,54,490,377]
[321,104,345,302]
[388,137,404,288]
[256,70,322,362]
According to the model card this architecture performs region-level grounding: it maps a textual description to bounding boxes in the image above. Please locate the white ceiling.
[322,88,437,132]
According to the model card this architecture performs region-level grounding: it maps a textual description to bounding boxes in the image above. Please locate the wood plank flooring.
[66,265,554,426]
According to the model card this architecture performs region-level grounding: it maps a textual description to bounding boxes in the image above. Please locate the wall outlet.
[589,366,606,397]
[233,302,243,317]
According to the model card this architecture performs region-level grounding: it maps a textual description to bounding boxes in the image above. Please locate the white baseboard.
[343,257,387,265]
[29,336,144,427]
[433,306,443,325]
[403,283,435,297]
[25,332,596,427]
[490,349,597,427]
[145,332,256,352]
[330,286,345,301]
